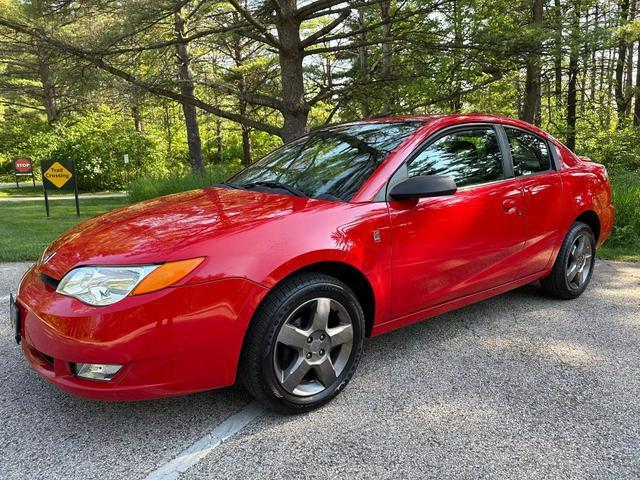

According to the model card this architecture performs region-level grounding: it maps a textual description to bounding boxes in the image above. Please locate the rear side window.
[505,127,551,176]
[407,128,503,188]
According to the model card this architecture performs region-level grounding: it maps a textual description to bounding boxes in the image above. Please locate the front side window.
[230,121,421,201]
[505,127,550,176]
[407,128,504,187]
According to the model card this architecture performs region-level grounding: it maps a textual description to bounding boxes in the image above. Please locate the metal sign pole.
[73,160,80,217]
[42,164,50,217]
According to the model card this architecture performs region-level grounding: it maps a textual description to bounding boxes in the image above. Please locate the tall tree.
[174,6,204,173]
[522,0,544,124]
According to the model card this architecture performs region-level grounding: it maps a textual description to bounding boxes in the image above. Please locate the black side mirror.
[389,175,457,200]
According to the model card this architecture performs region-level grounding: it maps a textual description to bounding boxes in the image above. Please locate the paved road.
[1,260,639,479]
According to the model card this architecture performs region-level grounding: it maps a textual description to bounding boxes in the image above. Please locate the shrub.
[127,162,242,203]
[607,173,640,249]
[576,126,640,172]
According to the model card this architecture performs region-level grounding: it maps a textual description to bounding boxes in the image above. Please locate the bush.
[47,109,165,191]
[127,162,242,203]
[0,108,167,191]
[607,173,640,249]
[576,126,640,172]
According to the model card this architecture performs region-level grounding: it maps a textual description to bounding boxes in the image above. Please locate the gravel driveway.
[1,260,639,479]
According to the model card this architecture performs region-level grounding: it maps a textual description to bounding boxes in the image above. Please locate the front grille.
[40,273,60,290]
[37,350,54,366]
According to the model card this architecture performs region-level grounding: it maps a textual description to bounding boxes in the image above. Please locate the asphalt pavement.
[1,260,639,479]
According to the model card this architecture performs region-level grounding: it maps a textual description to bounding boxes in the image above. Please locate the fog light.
[74,363,122,381]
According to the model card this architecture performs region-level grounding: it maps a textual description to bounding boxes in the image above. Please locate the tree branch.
[227,0,281,49]
[300,10,351,47]
[0,17,284,137]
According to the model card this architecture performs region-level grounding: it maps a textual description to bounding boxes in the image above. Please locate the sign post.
[13,158,36,191]
[41,159,79,217]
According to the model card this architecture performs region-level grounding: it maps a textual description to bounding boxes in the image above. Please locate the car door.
[388,125,527,320]
[501,126,564,275]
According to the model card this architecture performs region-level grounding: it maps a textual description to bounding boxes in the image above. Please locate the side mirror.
[389,175,457,200]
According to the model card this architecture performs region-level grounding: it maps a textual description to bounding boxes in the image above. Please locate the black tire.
[239,272,365,414]
[541,221,596,300]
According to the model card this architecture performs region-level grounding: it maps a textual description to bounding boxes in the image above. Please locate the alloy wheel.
[273,297,354,397]
[566,232,593,290]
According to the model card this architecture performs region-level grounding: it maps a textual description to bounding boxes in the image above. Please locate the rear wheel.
[240,273,365,413]
[541,221,596,299]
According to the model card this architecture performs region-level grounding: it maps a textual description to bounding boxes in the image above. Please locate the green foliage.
[576,126,640,172]
[47,109,165,191]
[607,174,640,249]
[127,162,242,203]
[0,107,167,191]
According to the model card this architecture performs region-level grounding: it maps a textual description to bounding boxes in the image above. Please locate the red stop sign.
[14,158,33,173]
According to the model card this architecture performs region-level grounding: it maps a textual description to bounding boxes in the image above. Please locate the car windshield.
[229,121,421,201]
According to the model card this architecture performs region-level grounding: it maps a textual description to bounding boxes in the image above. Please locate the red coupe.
[12,114,614,413]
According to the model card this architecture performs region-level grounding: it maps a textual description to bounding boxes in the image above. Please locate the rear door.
[388,125,527,319]
[501,126,564,275]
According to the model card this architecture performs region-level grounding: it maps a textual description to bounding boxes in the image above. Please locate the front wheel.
[239,273,365,413]
[541,221,596,299]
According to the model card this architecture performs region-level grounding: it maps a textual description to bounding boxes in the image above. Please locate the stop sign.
[14,158,33,174]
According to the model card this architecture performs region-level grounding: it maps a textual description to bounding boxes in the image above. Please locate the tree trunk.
[358,9,371,117]
[275,1,309,143]
[36,45,60,124]
[450,0,463,112]
[522,0,543,124]
[163,102,173,157]
[554,0,563,107]
[634,37,640,125]
[132,104,142,132]
[614,0,630,126]
[174,9,204,173]
[566,1,580,150]
[625,0,637,116]
[380,0,393,114]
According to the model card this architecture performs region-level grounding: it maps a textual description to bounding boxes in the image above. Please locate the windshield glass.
[229,121,421,201]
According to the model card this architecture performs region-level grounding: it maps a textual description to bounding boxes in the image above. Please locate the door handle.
[502,199,521,215]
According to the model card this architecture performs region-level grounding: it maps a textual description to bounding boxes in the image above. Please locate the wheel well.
[288,262,376,337]
[575,210,600,242]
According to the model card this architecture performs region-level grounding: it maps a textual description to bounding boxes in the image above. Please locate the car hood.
[39,187,328,279]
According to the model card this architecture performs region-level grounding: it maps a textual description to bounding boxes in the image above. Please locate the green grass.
[0,198,128,262]
[127,164,242,203]
[0,185,122,197]
[598,173,640,261]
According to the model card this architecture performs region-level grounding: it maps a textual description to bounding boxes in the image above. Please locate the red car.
[12,114,614,413]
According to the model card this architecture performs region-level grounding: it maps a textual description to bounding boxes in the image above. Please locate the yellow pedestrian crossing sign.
[43,161,73,189]
[41,159,79,217]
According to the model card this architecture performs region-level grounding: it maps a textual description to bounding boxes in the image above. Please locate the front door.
[389,126,527,319]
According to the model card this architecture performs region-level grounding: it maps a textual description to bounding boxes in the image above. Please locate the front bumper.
[16,266,267,401]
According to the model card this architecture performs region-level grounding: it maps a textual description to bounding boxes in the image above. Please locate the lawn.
[0,185,123,197]
[0,198,128,262]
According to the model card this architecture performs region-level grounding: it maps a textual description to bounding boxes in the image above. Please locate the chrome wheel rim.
[566,232,593,290]
[273,297,354,397]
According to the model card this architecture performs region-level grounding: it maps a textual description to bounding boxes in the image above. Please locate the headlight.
[56,258,204,306]
[57,265,158,306]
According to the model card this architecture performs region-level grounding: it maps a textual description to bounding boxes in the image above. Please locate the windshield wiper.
[217,181,243,190]
[243,181,308,198]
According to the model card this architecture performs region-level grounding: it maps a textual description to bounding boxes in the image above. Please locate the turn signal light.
[131,257,204,295]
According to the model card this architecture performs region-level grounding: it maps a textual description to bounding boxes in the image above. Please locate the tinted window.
[505,127,550,176]
[230,122,420,201]
[407,128,503,187]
